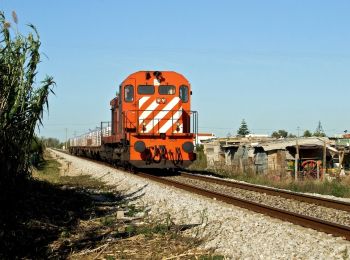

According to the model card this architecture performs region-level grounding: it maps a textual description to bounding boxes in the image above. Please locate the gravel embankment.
[191,172,350,203]
[50,149,350,259]
[167,175,350,226]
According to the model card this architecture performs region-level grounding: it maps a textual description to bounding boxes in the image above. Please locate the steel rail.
[53,150,350,240]
[179,172,350,212]
[137,172,350,241]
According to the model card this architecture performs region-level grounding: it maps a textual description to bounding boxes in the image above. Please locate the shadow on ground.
[0,178,140,259]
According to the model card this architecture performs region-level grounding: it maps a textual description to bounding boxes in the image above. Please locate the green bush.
[189,144,207,170]
[29,136,44,167]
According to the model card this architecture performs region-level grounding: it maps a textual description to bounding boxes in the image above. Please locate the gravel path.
[51,149,350,259]
[167,175,350,226]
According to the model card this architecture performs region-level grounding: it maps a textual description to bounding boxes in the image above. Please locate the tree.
[237,119,250,136]
[271,129,288,138]
[41,137,61,148]
[313,131,326,137]
[313,121,326,137]
[30,136,44,167]
[288,133,297,138]
[271,131,279,138]
[303,130,312,137]
[0,11,55,185]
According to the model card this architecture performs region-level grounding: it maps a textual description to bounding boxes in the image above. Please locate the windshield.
[159,85,175,95]
[138,85,155,95]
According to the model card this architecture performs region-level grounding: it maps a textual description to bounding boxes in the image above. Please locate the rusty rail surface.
[179,172,350,212]
[137,172,350,241]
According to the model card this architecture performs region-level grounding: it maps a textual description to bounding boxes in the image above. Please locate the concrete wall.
[204,142,223,167]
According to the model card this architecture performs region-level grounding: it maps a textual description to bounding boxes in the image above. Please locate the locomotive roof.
[122,71,190,85]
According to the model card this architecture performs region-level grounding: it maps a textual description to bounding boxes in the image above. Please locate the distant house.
[196,133,217,144]
[334,138,350,170]
[203,137,341,176]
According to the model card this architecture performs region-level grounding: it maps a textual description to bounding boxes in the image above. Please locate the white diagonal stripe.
[139,100,158,120]
[139,100,159,132]
[145,97,180,132]
[158,108,183,133]
[139,96,150,109]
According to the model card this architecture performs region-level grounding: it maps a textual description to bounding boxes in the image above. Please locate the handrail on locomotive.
[123,109,198,136]
[100,110,198,139]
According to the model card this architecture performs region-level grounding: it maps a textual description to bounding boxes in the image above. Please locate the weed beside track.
[0,152,222,259]
[189,148,350,198]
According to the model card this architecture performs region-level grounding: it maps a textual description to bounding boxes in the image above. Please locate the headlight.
[134,141,146,153]
[182,142,194,153]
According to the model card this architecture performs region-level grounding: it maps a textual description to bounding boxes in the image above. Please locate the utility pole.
[65,128,68,150]
[295,142,299,181]
[297,126,300,138]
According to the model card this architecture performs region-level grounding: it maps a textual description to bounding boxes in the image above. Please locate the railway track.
[53,150,350,240]
[179,171,350,212]
[136,172,350,241]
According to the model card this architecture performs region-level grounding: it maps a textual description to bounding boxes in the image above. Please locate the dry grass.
[341,175,350,186]
[68,228,213,260]
[25,151,225,259]
[189,152,350,198]
[203,165,350,198]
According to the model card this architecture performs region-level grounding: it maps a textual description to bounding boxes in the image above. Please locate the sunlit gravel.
[167,175,350,226]
[51,149,350,259]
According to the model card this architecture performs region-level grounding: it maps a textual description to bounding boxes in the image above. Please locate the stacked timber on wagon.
[69,126,111,147]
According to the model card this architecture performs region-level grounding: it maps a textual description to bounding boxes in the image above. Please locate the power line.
[43,123,103,126]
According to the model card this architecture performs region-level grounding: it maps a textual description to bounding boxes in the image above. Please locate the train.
[69,71,198,169]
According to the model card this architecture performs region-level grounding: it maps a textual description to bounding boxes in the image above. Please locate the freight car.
[69,71,198,169]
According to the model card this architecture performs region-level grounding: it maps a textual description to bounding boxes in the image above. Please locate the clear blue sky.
[2,0,350,140]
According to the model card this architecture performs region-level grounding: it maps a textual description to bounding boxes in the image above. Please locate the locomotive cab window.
[179,85,189,102]
[159,85,175,95]
[124,85,134,102]
[138,85,154,95]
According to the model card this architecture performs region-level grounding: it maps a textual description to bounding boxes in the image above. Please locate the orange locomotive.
[69,71,198,169]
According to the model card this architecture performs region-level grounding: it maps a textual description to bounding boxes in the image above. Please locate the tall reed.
[0,11,55,186]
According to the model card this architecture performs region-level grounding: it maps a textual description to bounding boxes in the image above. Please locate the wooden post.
[295,138,299,181]
[239,158,243,174]
[339,150,345,176]
[323,140,327,180]
[294,154,299,181]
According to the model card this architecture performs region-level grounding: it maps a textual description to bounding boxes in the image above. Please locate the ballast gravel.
[50,150,350,259]
[167,175,350,226]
